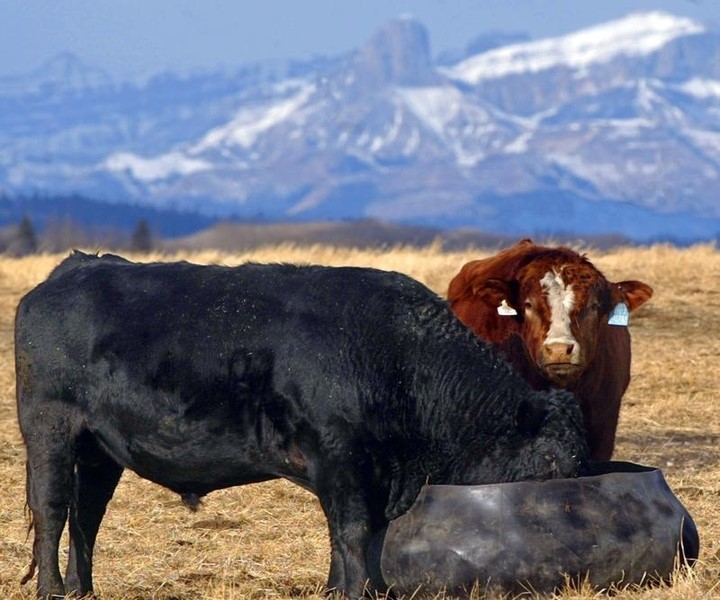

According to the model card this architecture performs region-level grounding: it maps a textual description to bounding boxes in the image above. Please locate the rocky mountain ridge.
[2,11,719,242]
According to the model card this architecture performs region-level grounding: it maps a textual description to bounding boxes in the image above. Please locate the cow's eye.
[524,301,533,311]
[580,302,601,320]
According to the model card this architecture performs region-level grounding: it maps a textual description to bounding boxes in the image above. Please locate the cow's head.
[449,243,653,387]
[460,388,589,485]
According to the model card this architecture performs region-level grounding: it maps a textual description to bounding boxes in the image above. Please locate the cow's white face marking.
[540,269,578,350]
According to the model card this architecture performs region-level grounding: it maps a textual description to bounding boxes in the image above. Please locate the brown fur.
[448,239,654,460]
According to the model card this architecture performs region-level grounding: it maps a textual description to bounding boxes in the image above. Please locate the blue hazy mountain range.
[2,11,720,243]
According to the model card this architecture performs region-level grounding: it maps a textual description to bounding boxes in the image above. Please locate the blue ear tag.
[608,303,629,326]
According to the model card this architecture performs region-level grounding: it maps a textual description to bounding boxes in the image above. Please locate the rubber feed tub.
[371,461,699,597]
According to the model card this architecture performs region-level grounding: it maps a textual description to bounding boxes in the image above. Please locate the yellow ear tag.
[497,299,518,316]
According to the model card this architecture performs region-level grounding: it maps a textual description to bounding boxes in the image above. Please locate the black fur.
[16,252,587,599]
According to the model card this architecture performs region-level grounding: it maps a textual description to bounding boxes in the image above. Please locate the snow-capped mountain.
[442,12,705,84]
[2,11,720,242]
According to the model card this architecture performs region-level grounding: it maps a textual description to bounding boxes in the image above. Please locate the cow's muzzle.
[543,363,582,385]
[526,453,582,482]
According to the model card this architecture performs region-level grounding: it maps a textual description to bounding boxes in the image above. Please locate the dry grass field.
[0,242,718,599]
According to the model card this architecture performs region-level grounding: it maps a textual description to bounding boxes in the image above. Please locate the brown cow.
[448,239,653,460]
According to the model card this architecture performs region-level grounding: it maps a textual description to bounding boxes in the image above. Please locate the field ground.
[0,243,718,599]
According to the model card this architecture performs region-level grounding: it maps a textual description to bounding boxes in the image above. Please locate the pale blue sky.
[3,0,719,81]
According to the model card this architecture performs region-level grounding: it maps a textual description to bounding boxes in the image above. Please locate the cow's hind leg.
[23,415,79,598]
[64,432,123,597]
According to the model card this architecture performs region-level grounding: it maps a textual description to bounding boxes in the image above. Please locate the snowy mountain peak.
[444,11,706,84]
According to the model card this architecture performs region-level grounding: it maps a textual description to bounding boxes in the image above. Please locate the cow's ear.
[613,281,654,312]
[514,397,546,436]
[472,277,519,313]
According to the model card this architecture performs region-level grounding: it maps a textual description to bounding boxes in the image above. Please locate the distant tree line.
[0,215,156,256]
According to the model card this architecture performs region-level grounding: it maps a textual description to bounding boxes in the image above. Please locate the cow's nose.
[544,342,574,363]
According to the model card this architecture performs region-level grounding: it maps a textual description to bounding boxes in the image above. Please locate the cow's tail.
[20,557,36,586]
[20,503,36,585]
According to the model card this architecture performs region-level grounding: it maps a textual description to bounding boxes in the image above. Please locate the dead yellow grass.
[0,243,718,599]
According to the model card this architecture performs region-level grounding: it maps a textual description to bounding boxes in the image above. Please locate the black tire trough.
[369,461,699,597]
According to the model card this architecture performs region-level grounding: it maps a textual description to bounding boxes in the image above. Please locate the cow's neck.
[497,334,555,390]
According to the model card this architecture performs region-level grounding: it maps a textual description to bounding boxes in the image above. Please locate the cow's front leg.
[328,519,375,598]
[315,469,378,599]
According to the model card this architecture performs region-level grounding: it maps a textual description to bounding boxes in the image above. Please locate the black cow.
[16,252,588,599]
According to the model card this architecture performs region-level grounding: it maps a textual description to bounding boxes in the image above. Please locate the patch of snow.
[396,86,467,134]
[586,118,655,141]
[444,12,704,84]
[683,129,720,157]
[636,80,658,112]
[403,127,420,155]
[104,151,212,181]
[677,78,720,100]
[632,80,686,124]
[369,105,404,152]
[356,131,371,147]
[550,153,625,184]
[625,160,661,176]
[191,83,315,152]
[396,86,528,166]
[454,147,485,167]
[504,131,533,154]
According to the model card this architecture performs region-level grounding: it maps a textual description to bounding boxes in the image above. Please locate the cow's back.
[15,259,444,493]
